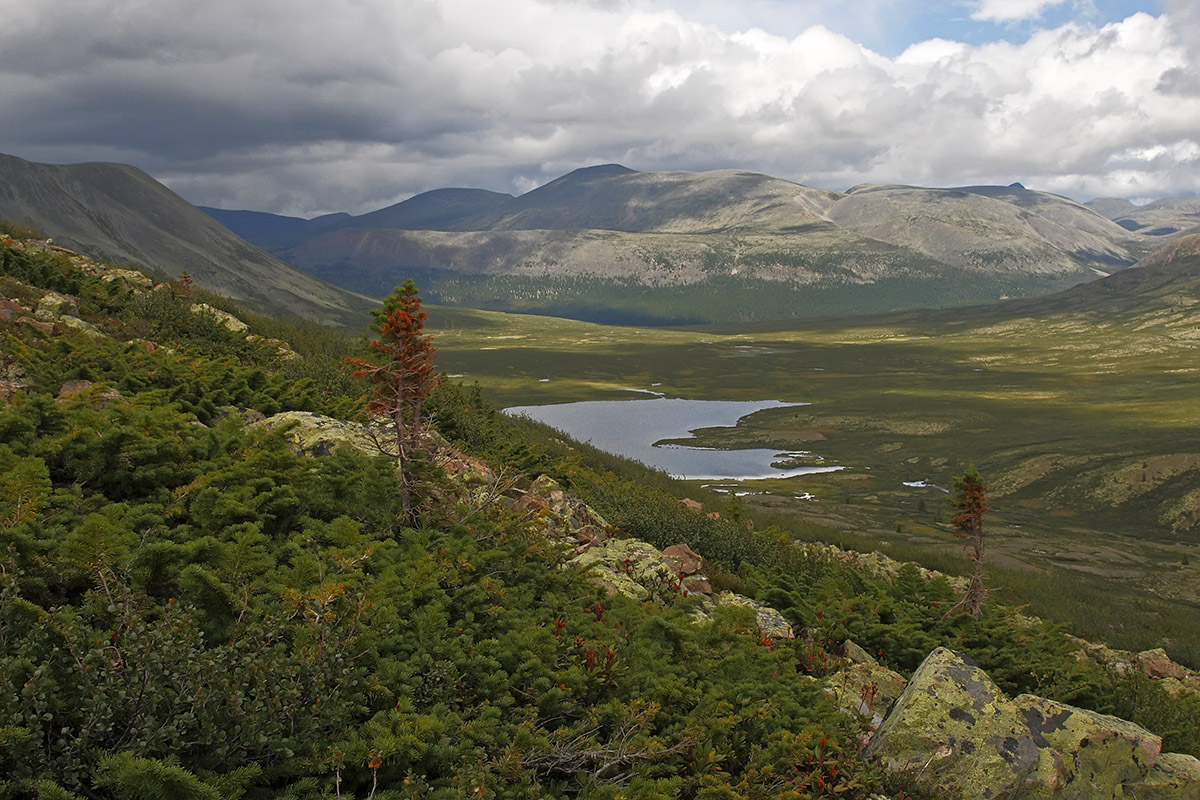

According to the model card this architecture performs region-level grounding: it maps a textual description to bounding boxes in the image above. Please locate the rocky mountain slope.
[1087,196,1200,237]
[209,164,1164,324]
[0,153,374,328]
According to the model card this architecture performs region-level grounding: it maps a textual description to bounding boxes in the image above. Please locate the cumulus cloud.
[0,0,1194,215]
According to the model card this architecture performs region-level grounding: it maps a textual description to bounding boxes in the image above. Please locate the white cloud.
[970,0,1070,23]
[0,0,1193,215]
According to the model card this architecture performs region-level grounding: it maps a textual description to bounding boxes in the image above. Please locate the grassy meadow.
[428,298,1200,663]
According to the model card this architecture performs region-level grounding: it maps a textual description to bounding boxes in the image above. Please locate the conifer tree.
[944,467,989,618]
[346,279,438,518]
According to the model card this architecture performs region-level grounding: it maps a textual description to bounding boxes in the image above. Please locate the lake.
[503,397,843,481]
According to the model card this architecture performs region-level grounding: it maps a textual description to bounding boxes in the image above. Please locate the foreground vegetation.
[2,231,1197,798]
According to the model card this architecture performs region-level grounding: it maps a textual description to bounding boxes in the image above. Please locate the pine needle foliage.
[944,468,989,619]
[345,279,438,519]
[2,231,1197,798]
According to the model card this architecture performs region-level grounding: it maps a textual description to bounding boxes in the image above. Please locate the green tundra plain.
[430,295,1200,663]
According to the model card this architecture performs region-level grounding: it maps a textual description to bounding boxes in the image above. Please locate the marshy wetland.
[432,296,1200,662]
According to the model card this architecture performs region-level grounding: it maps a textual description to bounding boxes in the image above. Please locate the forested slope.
[1,224,1197,799]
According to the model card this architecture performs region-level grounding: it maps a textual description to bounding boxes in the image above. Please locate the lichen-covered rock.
[34,290,78,320]
[1016,693,1162,794]
[56,315,105,338]
[842,639,878,666]
[796,542,969,593]
[250,411,379,458]
[824,661,908,735]
[100,268,153,290]
[247,334,301,361]
[191,302,250,333]
[1133,752,1200,800]
[867,648,1051,796]
[524,474,609,531]
[1067,636,1200,697]
[709,592,793,640]
[869,647,1193,800]
[570,538,668,602]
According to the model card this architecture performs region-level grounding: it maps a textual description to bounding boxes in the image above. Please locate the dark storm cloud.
[0,0,1194,215]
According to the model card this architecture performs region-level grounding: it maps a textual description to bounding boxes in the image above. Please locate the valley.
[428,256,1200,660]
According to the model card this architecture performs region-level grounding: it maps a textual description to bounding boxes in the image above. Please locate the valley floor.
[430,300,1200,663]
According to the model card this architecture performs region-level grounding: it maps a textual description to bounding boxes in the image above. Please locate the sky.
[0,0,1195,217]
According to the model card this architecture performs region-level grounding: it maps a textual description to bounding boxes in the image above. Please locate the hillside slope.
[3,233,1198,799]
[0,153,374,328]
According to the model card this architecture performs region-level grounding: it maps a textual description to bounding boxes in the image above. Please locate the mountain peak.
[561,163,637,181]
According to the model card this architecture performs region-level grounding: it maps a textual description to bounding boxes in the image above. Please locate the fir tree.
[944,467,989,618]
[345,279,438,519]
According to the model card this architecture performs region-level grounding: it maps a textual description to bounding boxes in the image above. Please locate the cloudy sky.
[1,0,1195,216]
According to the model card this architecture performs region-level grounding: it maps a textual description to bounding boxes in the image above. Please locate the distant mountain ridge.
[3,151,1186,327]
[0,153,374,328]
[202,164,1178,323]
[1086,196,1200,237]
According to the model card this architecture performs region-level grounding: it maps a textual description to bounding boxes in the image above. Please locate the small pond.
[504,397,843,481]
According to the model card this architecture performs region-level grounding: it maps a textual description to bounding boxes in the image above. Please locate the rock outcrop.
[249,411,382,458]
[191,302,250,333]
[1068,638,1200,698]
[867,647,1200,799]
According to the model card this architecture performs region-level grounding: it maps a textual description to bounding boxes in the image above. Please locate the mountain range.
[202,163,1189,324]
[0,153,373,328]
[3,151,1196,326]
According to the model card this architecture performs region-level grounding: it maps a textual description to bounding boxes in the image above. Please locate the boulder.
[1134,753,1200,800]
[100,268,153,290]
[868,647,1195,800]
[867,648,1059,795]
[191,303,250,333]
[18,317,55,334]
[34,290,77,320]
[0,362,29,401]
[56,380,124,407]
[709,592,793,640]
[1135,649,1188,681]
[249,411,379,458]
[1016,693,1162,794]
[56,315,105,338]
[662,543,703,576]
[824,661,908,735]
[679,498,705,513]
[0,298,31,321]
[842,639,879,666]
[570,538,668,602]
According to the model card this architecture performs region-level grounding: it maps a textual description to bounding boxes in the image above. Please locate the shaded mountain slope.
[0,153,373,328]
[973,232,1200,322]
[350,187,514,230]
